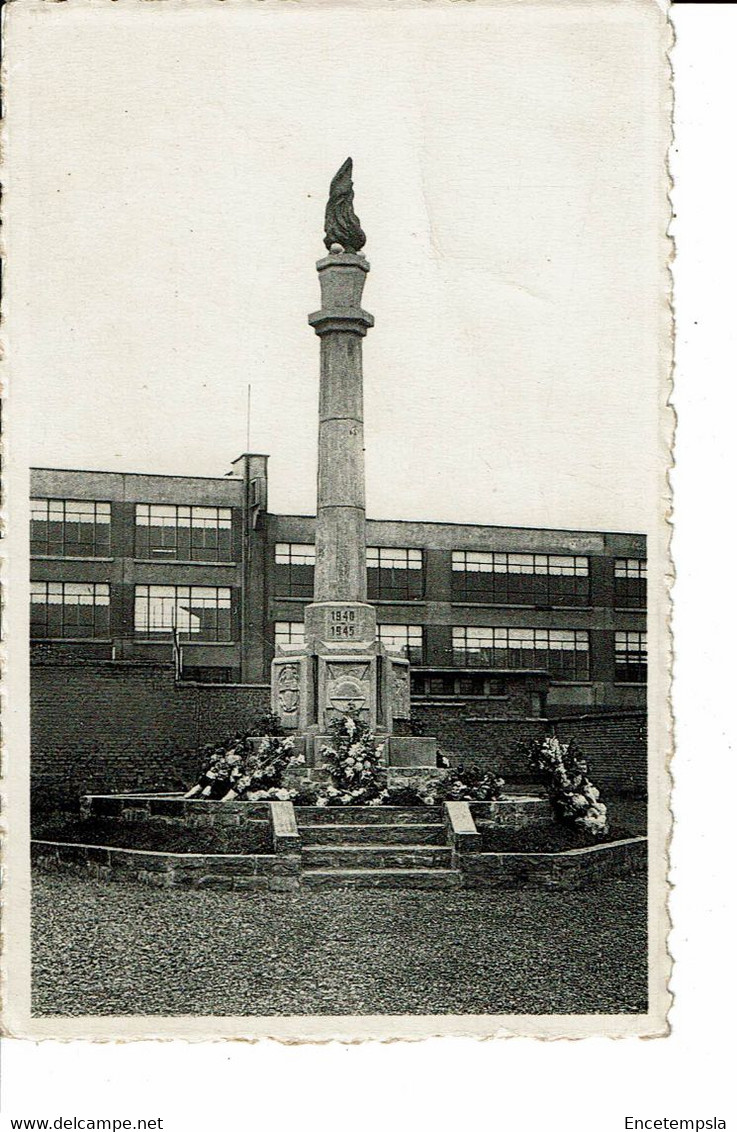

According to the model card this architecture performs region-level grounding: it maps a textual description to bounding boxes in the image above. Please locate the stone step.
[301,868,462,890]
[302,845,453,870]
[299,823,447,847]
[295,805,442,826]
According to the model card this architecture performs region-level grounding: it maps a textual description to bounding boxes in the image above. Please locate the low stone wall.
[470,797,553,829]
[32,840,300,891]
[460,836,647,890]
[80,794,277,853]
[82,794,272,828]
[39,795,647,892]
[82,789,548,827]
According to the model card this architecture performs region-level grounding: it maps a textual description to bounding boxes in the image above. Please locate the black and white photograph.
[3,0,671,1040]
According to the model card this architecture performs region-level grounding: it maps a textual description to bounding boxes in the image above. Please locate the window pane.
[135,585,232,641]
[30,582,109,638]
[614,630,647,682]
[451,625,589,679]
[451,551,589,605]
[275,621,305,647]
[31,499,111,558]
[134,505,232,561]
[367,548,424,600]
[614,558,647,608]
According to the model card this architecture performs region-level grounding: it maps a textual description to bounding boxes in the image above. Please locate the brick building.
[30,454,646,719]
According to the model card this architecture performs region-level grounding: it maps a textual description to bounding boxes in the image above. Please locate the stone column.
[309,253,373,602]
[272,160,425,754]
[303,252,376,649]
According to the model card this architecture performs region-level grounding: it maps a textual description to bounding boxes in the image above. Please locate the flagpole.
[240,385,252,684]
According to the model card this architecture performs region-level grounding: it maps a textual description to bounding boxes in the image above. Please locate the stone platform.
[38,793,646,890]
[80,790,551,828]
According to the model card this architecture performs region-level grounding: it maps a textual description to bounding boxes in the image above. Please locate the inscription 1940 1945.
[328,607,357,639]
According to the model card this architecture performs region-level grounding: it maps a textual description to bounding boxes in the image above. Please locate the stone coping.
[85,792,535,806]
[33,839,275,861]
[472,796,543,805]
[82,794,272,817]
[468,835,646,860]
[33,833,645,860]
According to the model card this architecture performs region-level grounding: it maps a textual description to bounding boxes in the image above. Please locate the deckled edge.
[0,0,675,1043]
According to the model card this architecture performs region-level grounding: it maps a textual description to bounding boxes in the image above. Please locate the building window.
[30,499,111,558]
[615,558,647,608]
[367,547,423,601]
[377,624,424,663]
[274,543,315,598]
[134,585,232,641]
[30,582,110,639]
[451,626,590,681]
[451,551,590,607]
[135,505,232,562]
[275,621,306,648]
[615,630,647,683]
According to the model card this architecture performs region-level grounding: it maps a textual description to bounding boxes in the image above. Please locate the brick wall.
[550,711,647,795]
[410,704,647,794]
[31,661,269,808]
[31,662,646,809]
[411,703,547,779]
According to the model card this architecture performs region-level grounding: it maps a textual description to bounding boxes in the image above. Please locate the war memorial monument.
[271,159,436,773]
[33,162,645,902]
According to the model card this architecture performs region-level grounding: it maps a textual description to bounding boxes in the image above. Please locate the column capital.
[308,308,375,337]
[316,251,370,274]
[308,249,373,336]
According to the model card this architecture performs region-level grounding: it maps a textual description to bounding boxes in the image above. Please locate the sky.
[7,0,669,534]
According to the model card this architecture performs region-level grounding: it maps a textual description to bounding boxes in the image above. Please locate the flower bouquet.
[185,734,305,801]
[316,716,388,806]
[434,765,505,804]
[529,735,609,837]
[231,735,304,801]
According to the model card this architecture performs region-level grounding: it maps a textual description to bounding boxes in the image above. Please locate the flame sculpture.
[323,157,367,254]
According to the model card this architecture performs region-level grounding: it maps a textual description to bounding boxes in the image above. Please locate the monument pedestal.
[272,600,433,768]
[273,605,412,743]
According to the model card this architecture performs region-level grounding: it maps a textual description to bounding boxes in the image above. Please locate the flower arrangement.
[528,735,609,837]
[434,764,505,803]
[184,734,304,802]
[383,783,438,807]
[315,716,388,806]
[314,720,505,807]
[184,744,236,800]
[230,735,304,801]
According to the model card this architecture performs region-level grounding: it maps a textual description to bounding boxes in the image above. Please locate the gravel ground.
[32,870,647,1016]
